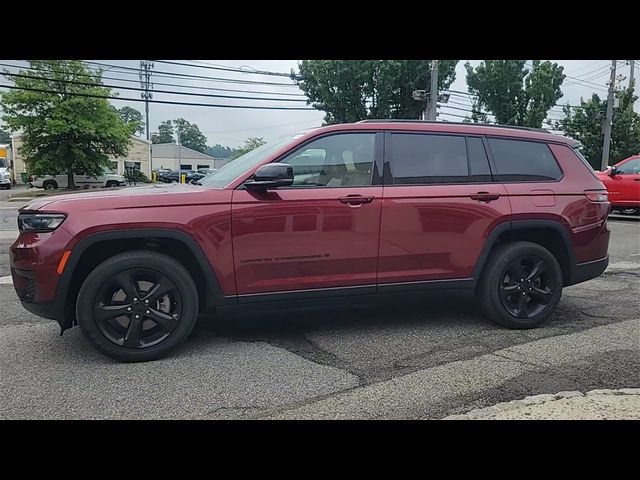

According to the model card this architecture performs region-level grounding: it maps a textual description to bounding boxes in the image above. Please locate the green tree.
[174,118,207,153]
[231,137,266,159]
[206,144,234,158]
[1,60,132,189]
[296,60,459,124]
[117,106,145,136]
[465,60,566,128]
[0,127,10,144]
[151,120,175,144]
[556,87,640,169]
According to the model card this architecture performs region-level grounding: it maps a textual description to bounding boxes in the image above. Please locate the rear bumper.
[567,255,608,286]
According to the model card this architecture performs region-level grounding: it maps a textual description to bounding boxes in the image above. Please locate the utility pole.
[139,61,154,141]
[630,60,635,89]
[140,60,154,175]
[427,60,439,121]
[601,60,617,171]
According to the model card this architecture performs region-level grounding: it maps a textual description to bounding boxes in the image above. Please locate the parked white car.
[30,172,126,190]
[0,161,11,190]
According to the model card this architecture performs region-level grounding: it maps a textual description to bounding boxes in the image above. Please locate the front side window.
[279,133,376,187]
[617,158,640,174]
[488,138,562,182]
[389,133,469,184]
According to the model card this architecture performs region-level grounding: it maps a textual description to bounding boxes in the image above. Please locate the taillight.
[584,190,609,202]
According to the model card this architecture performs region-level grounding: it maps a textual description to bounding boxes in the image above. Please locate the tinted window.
[466,137,492,183]
[390,134,468,184]
[488,138,562,181]
[618,158,640,174]
[280,133,375,187]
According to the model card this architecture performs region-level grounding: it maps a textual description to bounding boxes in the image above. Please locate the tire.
[76,250,199,362]
[43,180,58,190]
[620,208,639,216]
[477,241,563,329]
[105,181,118,188]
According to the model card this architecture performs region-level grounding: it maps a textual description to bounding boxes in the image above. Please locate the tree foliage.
[0,127,10,144]
[231,137,266,159]
[296,60,458,124]
[0,60,132,188]
[151,118,207,153]
[556,87,640,168]
[206,144,234,158]
[117,106,145,136]
[465,60,566,128]
[151,120,175,144]
[174,118,207,153]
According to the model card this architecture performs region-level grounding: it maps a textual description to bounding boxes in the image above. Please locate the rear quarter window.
[487,138,563,182]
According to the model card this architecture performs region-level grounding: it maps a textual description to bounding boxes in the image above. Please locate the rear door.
[231,131,384,299]
[378,132,511,288]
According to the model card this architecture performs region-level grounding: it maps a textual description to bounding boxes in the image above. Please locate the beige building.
[11,134,152,184]
[151,143,230,172]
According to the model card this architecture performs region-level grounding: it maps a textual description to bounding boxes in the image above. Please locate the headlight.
[18,213,67,232]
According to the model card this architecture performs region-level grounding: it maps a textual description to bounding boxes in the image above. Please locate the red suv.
[596,155,640,215]
[10,121,611,362]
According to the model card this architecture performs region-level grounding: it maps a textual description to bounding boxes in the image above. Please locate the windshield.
[198,134,301,188]
[0,158,6,168]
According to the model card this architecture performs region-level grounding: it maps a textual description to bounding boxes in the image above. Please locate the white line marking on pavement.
[0,275,13,285]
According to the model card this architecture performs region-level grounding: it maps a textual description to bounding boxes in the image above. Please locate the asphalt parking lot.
[1,201,638,419]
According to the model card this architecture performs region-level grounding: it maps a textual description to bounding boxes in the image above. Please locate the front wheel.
[477,241,563,329]
[76,250,199,362]
[620,208,640,216]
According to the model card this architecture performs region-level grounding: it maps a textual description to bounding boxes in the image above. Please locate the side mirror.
[245,163,293,190]
[608,166,618,177]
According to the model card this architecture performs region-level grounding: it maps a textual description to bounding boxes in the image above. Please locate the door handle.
[338,195,374,205]
[470,192,500,202]
[633,178,640,182]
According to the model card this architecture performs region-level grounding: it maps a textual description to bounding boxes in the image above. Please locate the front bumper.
[567,255,609,286]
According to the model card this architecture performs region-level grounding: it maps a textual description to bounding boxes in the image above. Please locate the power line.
[1,71,309,103]
[83,61,300,87]
[0,61,307,97]
[0,84,316,110]
[154,60,293,78]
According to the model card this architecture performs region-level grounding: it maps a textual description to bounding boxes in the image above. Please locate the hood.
[21,183,229,212]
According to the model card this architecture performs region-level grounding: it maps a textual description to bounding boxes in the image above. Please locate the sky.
[1,59,638,148]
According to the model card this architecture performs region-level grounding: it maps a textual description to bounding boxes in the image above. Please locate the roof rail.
[355,119,550,134]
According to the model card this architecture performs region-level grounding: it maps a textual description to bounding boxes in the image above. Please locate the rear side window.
[466,137,492,183]
[487,138,562,182]
[389,133,468,184]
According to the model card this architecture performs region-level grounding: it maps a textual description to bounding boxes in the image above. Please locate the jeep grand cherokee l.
[10,121,611,362]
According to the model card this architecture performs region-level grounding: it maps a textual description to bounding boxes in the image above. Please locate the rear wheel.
[477,241,563,329]
[76,251,199,362]
[105,181,118,188]
[43,180,58,190]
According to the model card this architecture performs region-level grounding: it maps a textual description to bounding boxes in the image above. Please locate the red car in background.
[597,155,640,215]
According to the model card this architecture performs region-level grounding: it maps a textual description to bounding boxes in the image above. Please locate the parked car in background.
[160,170,197,183]
[190,168,218,184]
[153,168,172,181]
[30,171,126,190]
[596,155,640,215]
[0,157,12,189]
[11,120,611,362]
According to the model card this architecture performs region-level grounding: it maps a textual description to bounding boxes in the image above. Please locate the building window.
[180,164,193,170]
[197,164,210,170]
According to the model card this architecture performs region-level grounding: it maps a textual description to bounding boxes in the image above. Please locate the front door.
[612,157,640,206]
[231,132,383,299]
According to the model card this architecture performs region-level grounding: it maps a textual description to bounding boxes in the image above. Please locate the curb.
[443,388,640,420]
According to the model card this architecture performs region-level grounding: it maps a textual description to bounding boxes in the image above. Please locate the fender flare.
[58,228,227,311]
[472,219,576,283]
